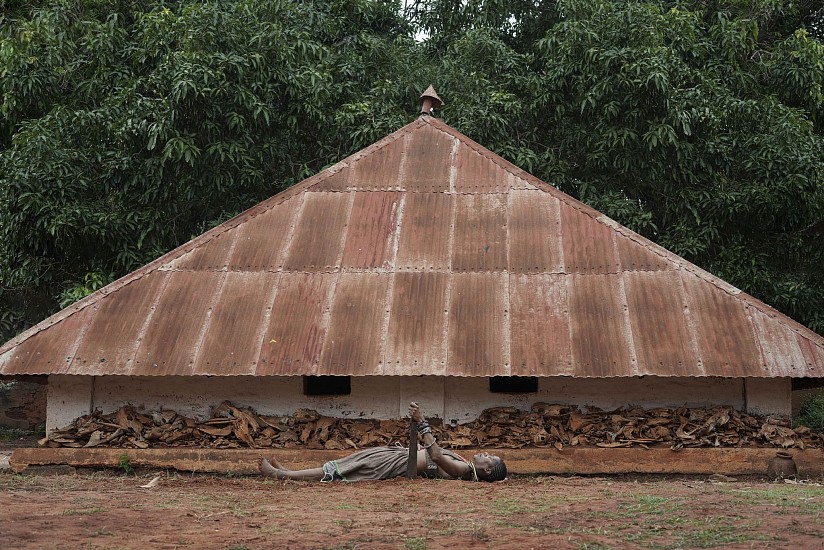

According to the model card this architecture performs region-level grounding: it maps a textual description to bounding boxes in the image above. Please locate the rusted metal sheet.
[568,274,634,376]
[448,273,506,376]
[341,192,402,269]
[395,192,453,270]
[282,192,352,271]
[132,271,225,376]
[309,166,351,191]
[508,190,564,274]
[509,274,573,376]
[348,141,404,191]
[384,272,448,375]
[227,196,300,271]
[747,307,809,377]
[320,273,390,375]
[796,333,824,377]
[681,273,763,377]
[164,228,237,271]
[192,271,279,375]
[1,306,95,375]
[3,115,824,381]
[402,124,453,192]
[71,272,170,375]
[560,204,620,274]
[454,143,510,193]
[256,272,337,375]
[624,270,698,376]
[616,231,673,272]
[452,194,507,272]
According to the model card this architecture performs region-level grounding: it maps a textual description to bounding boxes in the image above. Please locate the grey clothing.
[321,446,470,482]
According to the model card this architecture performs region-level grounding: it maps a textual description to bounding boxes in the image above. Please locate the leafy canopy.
[1,0,822,340]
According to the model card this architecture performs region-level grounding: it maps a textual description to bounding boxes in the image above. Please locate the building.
[1,89,822,433]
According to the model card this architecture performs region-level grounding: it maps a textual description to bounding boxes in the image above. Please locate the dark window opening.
[303,376,351,396]
[489,376,538,393]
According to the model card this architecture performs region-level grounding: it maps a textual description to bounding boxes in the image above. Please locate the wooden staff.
[407,420,418,479]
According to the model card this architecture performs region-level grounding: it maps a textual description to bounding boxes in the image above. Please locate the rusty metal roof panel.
[454,143,510,193]
[192,271,279,375]
[624,270,699,376]
[3,113,824,379]
[341,192,402,269]
[395,192,453,271]
[309,166,351,192]
[131,271,225,375]
[282,191,352,271]
[384,272,448,375]
[681,273,763,377]
[256,271,337,375]
[797,334,824,376]
[0,304,95,375]
[509,274,573,376]
[748,305,811,377]
[164,229,237,271]
[508,189,564,274]
[616,230,675,272]
[568,274,635,377]
[320,272,390,375]
[348,140,404,191]
[71,271,170,375]
[452,194,508,272]
[560,203,621,274]
[448,272,506,376]
[226,196,300,271]
[402,123,454,192]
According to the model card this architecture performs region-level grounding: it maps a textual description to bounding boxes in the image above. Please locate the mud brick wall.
[0,378,47,429]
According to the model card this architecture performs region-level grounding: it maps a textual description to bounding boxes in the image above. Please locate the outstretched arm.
[408,402,470,480]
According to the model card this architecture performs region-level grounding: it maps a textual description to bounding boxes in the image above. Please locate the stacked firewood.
[40,401,822,450]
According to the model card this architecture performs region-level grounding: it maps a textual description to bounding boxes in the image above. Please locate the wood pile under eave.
[40,401,823,451]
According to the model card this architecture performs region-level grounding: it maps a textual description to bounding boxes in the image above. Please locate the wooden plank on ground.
[10,448,824,476]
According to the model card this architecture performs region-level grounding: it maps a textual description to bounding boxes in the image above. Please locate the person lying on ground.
[258,402,507,482]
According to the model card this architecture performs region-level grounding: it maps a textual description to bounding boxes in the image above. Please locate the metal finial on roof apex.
[419,85,443,115]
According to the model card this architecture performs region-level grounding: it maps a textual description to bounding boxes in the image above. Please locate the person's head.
[472,452,507,482]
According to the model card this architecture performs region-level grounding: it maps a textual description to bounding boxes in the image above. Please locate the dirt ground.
[1,459,823,550]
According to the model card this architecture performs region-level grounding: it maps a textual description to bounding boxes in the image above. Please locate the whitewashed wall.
[46,375,791,433]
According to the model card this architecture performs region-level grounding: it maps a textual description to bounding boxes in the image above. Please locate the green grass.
[0,426,40,441]
[403,538,427,550]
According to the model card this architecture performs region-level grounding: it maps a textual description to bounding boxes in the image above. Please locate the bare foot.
[258,457,280,479]
[268,456,286,470]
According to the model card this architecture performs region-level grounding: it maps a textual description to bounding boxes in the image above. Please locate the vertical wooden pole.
[407,421,418,479]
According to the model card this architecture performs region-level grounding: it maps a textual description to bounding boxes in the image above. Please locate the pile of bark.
[40,401,823,451]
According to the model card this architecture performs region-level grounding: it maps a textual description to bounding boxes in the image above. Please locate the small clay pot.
[767,451,798,479]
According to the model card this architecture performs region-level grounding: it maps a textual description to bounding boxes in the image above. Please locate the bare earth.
[1,464,823,550]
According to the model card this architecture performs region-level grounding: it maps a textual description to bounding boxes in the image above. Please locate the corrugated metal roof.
[1,115,823,378]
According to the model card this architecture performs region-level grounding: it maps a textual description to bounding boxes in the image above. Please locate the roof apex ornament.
[419,85,443,116]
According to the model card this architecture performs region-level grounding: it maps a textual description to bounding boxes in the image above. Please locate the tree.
[0,0,416,338]
[1,0,823,340]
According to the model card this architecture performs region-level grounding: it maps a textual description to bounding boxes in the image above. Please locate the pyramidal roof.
[1,115,822,378]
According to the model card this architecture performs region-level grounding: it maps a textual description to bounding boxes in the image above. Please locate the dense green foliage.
[1,0,822,339]
[795,392,824,431]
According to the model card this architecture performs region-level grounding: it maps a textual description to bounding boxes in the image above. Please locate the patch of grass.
[672,518,774,548]
[717,485,824,513]
[794,393,824,432]
[117,454,134,476]
[0,426,40,440]
[623,494,681,516]
[403,537,427,550]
